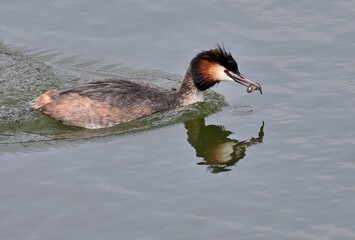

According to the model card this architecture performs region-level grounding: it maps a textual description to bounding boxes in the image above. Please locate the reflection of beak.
[229,72,262,94]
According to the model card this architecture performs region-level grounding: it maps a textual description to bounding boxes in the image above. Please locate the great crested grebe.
[32,45,262,129]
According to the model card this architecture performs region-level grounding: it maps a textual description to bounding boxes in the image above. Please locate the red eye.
[224,69,229,74]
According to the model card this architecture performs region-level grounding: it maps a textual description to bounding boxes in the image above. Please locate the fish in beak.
[228,71,262,94]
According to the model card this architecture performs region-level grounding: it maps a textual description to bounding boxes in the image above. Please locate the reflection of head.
[184,118,264,173]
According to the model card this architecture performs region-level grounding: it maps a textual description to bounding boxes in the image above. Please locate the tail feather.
[0,89,58,120]
[31,89,58,110]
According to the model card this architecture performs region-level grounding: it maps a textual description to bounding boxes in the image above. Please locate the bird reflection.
[184,118,264,173]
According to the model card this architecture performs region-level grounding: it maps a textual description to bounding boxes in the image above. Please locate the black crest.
[205,44,239,73]
[190,44,240,91]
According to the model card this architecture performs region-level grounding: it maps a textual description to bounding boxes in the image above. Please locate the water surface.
[0,0,355,239]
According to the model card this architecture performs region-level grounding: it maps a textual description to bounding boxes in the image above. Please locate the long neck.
[178,66,204,106]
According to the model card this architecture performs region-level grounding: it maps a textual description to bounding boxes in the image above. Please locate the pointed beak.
[229,72,262,94]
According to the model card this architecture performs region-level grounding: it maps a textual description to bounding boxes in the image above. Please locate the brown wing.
[32,89,156,129]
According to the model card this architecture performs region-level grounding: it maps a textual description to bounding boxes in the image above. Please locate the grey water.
[0,0,354,239]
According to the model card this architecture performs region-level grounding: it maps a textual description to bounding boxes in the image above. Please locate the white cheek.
[216,66,234,81]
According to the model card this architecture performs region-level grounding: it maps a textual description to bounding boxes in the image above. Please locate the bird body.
[32,45,262,129]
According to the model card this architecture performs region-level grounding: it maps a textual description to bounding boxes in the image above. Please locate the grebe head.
[190,44,262,94]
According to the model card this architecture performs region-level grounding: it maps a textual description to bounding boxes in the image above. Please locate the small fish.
[246,84,262,94]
